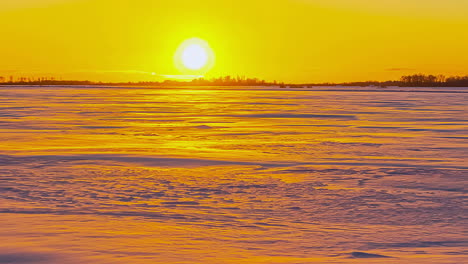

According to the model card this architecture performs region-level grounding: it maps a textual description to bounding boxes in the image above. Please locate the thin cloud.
[386,68,416,71]
[160,74,204,80]
[73,70,203,80]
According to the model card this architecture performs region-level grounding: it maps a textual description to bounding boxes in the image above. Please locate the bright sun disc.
[182,44,208,70]
[175,38,215,73]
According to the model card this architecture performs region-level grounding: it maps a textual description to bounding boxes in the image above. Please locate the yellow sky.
[1,0,467,83]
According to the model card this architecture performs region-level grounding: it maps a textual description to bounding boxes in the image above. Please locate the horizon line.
[1,73,468,87]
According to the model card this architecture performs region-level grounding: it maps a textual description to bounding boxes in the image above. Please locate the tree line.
[398,74,468,87]
[1,74,467,87]
[299,74,468,87]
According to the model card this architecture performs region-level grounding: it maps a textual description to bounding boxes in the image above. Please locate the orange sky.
[1,0,467,83]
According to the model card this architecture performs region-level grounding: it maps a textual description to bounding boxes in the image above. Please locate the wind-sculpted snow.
[0,86,466,263]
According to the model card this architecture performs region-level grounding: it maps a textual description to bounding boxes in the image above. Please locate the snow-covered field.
[0,86,466,263]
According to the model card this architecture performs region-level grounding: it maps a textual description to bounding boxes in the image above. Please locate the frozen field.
[0,86,467,263]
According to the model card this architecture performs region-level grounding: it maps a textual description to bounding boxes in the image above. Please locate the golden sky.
[1,0,467,83]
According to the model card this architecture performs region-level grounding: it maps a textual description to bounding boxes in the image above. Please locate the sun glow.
[175,38,215,74]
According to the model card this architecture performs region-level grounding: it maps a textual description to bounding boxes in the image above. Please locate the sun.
[182,44,208,70]
[175,38,215,73]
